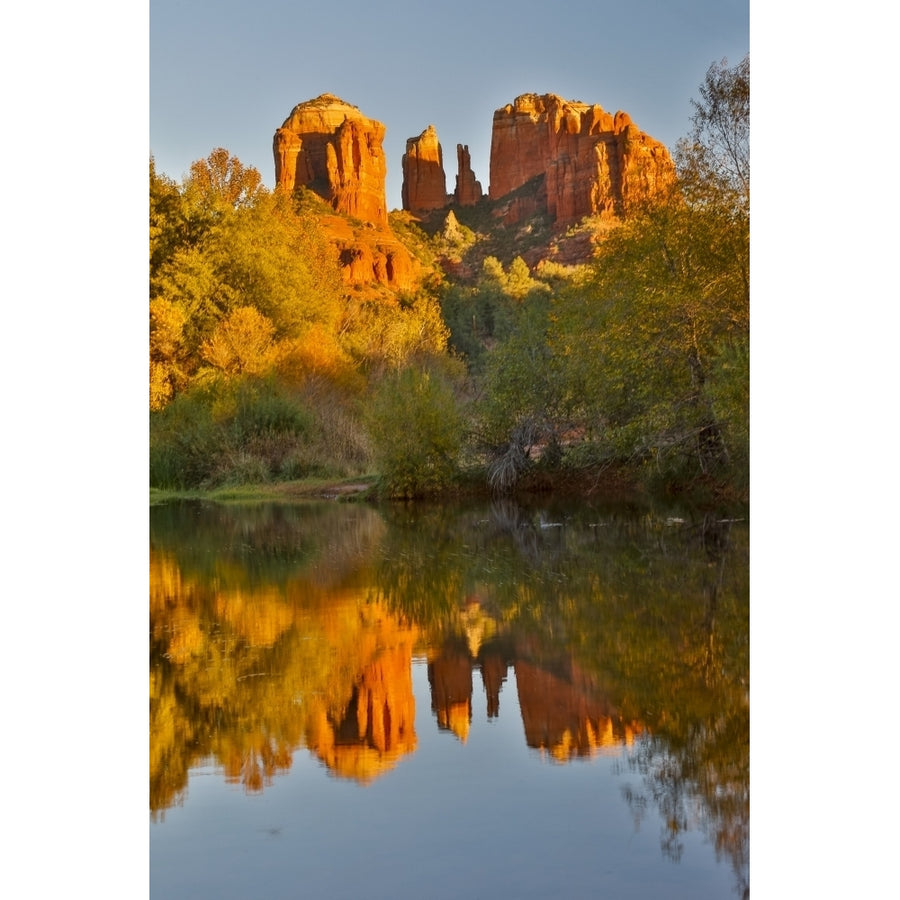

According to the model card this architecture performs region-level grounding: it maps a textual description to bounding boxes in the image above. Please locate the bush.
[366,367,464,498]
[149,382,223,488]
[149,376,313,489]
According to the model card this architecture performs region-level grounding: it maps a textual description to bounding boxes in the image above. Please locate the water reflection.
[150,498,748,894]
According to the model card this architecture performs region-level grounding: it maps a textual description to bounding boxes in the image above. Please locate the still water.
[150,498,748,899]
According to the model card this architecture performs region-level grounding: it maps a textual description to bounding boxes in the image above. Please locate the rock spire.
[401,124,448,213]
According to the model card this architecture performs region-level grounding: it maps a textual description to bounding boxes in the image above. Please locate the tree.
[552,60,750,484]
[554,198,748,479]
[200,306,276,376]
[366,367,464,498]
[150,297,188,410]
[676,56,749,209]
[478,295,570,491]
[185,147,263,210]
[149,151,348,408]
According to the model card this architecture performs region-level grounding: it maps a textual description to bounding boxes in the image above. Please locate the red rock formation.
[454,144,483,206]
[317,213,419,293]
[401,124,448,212]
[273,94,388,224]
[489,93,675,226]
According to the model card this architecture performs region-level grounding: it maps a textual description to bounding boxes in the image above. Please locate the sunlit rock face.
[274,94,389,224]
[488,93,675,225]
[454,144,483,206]
[274,95,424,291]
[401,124,448,212]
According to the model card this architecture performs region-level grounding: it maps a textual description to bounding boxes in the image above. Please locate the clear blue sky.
[150,0,749,209]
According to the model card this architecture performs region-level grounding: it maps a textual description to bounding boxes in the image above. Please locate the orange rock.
[317,214,420,293]
[454,144,483,206]
[401,124,448,212]
[489,93,675,226]
[273,94,388,224]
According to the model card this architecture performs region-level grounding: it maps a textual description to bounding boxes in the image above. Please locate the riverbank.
[150,462,745,509]
[150,475,379,506]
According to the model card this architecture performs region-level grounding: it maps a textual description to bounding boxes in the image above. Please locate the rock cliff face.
[454,144,483,206]
[273,94,388,224]
[489,93,674,226]
[401,125,448,212]
[317,213,420,293]
[272,91,675,287]
[274,95,423,292]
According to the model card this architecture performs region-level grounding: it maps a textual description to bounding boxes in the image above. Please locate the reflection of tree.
[616,516,749,896]
[151,498,749,895]
[374,499,749,894]
[150,502,418,818]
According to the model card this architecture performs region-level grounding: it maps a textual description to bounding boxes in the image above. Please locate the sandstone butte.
[274,95,419,292]
[454,143,483,207]
[273,92,675,288]
[489,93,676,226]
[401,125,484,214]
[274,93,388,224]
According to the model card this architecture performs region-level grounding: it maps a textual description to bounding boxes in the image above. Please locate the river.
[150,496,749,898]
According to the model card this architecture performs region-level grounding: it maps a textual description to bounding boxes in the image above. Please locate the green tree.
[441,256,549,370]
[676,56,749,209]
[478,294,570,491]
[366,367,464,498]
[553,59,749,486]
[555,199,748,479]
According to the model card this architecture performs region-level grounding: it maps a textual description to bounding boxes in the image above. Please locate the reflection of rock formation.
[423,617,640,759]
[514,660,641,761]
[308,639,418,782]
[478,644,510,719]
[428,637,473,742]
[150,529,423,810]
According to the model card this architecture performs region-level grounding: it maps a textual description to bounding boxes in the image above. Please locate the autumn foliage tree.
[200,306,276,376]
[552,57,749,486]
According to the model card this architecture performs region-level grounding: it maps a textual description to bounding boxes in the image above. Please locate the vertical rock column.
[401,124,448,212]
[454,144,483,206]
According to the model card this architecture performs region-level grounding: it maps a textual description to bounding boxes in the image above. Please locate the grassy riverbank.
[150,475,379,506]
[149,462,745,509]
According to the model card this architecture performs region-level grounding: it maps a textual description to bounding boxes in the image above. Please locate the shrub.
[149,376,313,489]
[366,367,464,498]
